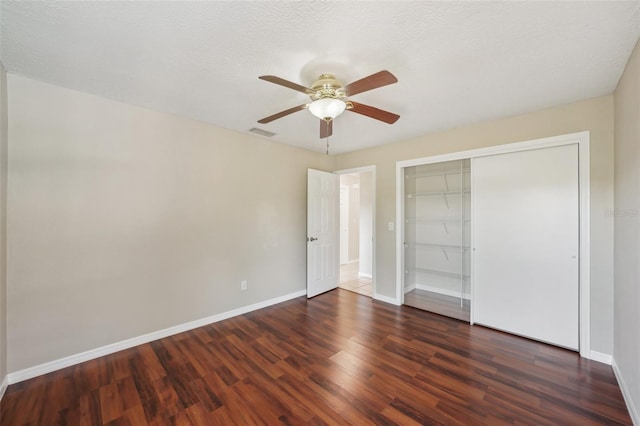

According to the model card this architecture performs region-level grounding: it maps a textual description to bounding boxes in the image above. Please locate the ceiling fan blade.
[320,120,333,138]
[257,104,307,124]
[348,101,400,124]
[343,70,398,97]
[259,75,312,94]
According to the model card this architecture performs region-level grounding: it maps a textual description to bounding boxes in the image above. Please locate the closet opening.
[402,159,471,321]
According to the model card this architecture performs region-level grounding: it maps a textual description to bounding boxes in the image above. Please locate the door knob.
[307,237,318,242]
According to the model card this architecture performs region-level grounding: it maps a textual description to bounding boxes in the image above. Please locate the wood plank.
[99,382,124,423]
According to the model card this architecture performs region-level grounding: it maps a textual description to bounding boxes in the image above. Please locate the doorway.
[336,167,375,298]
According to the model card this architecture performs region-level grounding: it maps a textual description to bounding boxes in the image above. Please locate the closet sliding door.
[472,144,579,350]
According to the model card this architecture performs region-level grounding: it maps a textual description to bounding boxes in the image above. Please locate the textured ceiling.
[1,1,639,154]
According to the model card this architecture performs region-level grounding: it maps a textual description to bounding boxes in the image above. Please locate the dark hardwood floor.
[0,289,631,425]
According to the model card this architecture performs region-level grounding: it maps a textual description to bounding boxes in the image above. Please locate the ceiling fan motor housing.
[309,74,346,101]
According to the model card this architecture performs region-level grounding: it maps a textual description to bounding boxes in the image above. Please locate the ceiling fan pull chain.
[326,136,330,155]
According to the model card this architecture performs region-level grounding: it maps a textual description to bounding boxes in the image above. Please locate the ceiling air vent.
[249,127,276,137]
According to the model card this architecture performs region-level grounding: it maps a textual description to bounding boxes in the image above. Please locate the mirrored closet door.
[403,159,471,321]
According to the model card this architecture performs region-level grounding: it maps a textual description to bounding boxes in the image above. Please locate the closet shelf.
[406,218,471,223]
[411,243,471,249]
[411,267,470,279]
[405,168,470,179]
[407,190,470,198]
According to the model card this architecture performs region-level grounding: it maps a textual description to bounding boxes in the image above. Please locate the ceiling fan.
[257,70,400,138]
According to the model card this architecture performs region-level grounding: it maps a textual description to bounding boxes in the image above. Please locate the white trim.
[358,272,372,279]
[396,131,591,357]
[588,350,612,365]
[7,289,307,384]
[577,135,591,358]
[347,259,358,264]
[334,165,376,299]
[413,283,471,300]
[397,131,589,168]
[469,158,475,325]
[373,292,402,306]
[612,358,640,425]
[0,374,8,401]
[395,163,404,305]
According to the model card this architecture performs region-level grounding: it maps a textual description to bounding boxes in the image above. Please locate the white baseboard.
[7,289,307,385]
[588,350,612,365]
[373,293,401,306]
[411,283,471,300]
[404,283,416,293]
[0,374,8,401]
[348,259,358,264]
[358,272,372,279]
[612,358,640,425]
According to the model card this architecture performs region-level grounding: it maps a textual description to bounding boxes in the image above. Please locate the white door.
[307,169,339,298]
[340,185,349,265]
[473,144,579,350]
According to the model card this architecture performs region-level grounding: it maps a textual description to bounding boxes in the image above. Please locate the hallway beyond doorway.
[339,262,371,297]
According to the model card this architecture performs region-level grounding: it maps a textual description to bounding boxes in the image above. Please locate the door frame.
[334,165,377,299]
[395,131,590,358]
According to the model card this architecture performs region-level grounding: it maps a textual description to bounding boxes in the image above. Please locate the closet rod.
[405,168,470,179]
[407,190,470,198]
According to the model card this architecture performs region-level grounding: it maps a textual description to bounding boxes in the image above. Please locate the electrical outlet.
[241,280,247,291]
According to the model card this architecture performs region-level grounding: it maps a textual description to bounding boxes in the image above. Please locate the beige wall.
[7,75,331,372]
[0,63,8,384]
[334,95,615,355]
[614,39,640,422]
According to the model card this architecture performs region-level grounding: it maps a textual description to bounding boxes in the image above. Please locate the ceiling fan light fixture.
[308,98,346,121]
